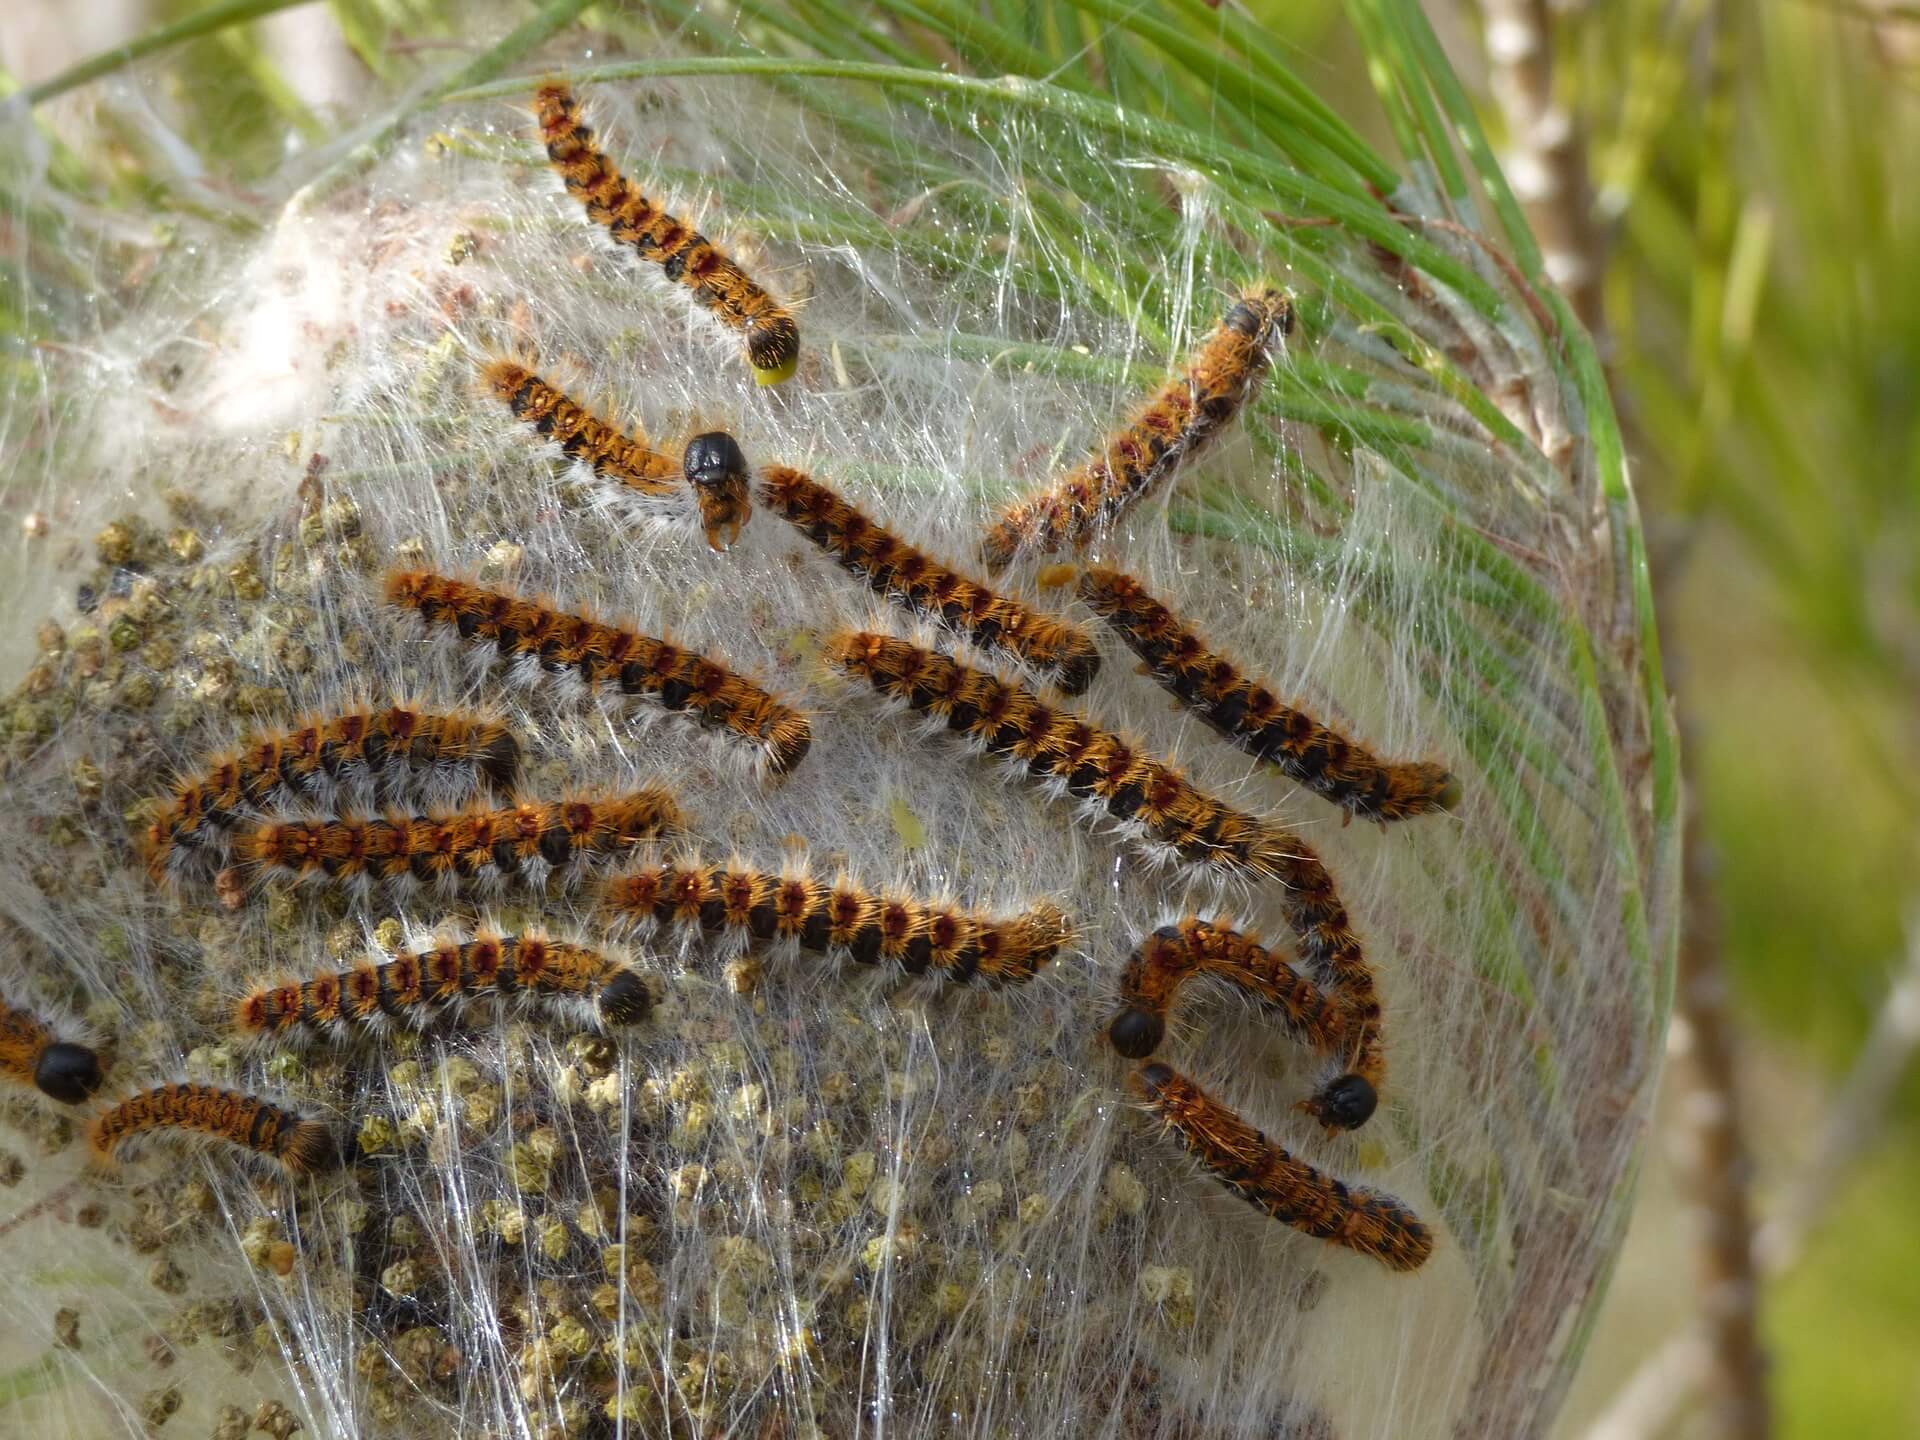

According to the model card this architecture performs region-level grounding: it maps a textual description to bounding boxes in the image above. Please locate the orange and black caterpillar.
[483,359,682,502]
[88,1083,337,1177]
[532,80,800,386]
[142,705,520,878]
[1130,1062,1431,1272]
[237,933,655,1039]
[234,792,684,897]
[384,571,810,775]
[827,631,1294,879]
[759,464,1100,694]
[1079,568,1460,823]
[1,996,103,1105]
[597,858,1071,987]
[981,288,1292,567]
[1110,919,1376,1132]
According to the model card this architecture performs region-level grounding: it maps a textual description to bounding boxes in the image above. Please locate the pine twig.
[1667,782,1772,1440]
[1480,0,1604,329]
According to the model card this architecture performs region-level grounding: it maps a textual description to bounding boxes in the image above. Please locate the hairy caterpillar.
[826,631,1293,879]
[758,463,1100,694]
[482,358,682,502]
[981,287,1292,567]
[1130,1063,1431,1272]
[484,364,748,552]
[142,705,520,879]
[532,80,800,386]
[1110,919,1377,1131]
[88,1083,338,1177]
[383,571,811,776]
[0,996,104,1105]
[233,791,685,897]
[236,933,655,1040]
[1079,568,1460,823]
[597,858,1071,987]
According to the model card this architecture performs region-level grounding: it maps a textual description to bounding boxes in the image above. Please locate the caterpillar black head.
[1310,1072,1378,1131]
[683,432,748,494]
[683,432,753,551]
[34,1042,105,1105]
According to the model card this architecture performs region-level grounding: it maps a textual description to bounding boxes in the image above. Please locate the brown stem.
[1669,753,1773,1440]
[1480,0,1605,331]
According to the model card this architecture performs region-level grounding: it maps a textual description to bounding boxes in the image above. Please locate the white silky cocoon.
[0,49,1671,1440]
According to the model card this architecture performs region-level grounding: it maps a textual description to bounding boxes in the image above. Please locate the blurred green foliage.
[1577,0,1919,1067]
[1609,11,1920,1430]
[1766,1138,1920,1435]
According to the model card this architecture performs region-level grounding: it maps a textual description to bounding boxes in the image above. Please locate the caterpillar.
[981,288,1292,567]
[1109,919,1377,1131]
[682,431,753,552]
[236,933,655,1040]
[1,996,103,1105]
[758,463,1100,694]
[1078,568,1460,823]
[142,705,520,879]
[483,363,750,552]
[532,80,800,387]
[384,571,811,776]
[1129,1062,1431,1272]
[597,858,1071,987]
[482,359,683,504]
[825,631,1293,879]
[233,791,685,898]
[88,1083,338,1177]
[828,633,1380,1074]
